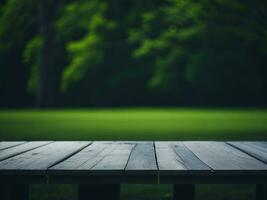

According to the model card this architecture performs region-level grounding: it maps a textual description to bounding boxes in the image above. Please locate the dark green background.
[0,0,266,108]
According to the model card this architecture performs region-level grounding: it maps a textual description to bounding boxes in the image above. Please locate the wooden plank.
[155,142,211,175]
[0,141,90,175]
[230,142,267,153]
[184,142,267,175]
[172,142,211,174]
[70,142,117,172]
[50,142,116,174]
[0,142,26,151]
[228,142,267,164]
[0,141,52,161]
[125,142,157,175]
[155,142,186,173]
[50,142,135,175]
[91,142,135,175]
[253,142,267,149]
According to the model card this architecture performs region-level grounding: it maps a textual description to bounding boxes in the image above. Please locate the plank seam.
[0,141,54,162]
[124,143,137,174]
[74,142,111,169]
[183,142,215,173]
[0,141,27,151]
[247,144,267,154]
[46,142,92,179]
[89,143,119,170]
[153,141,160,184]
[170,143,188,169]
[226,142,267,164]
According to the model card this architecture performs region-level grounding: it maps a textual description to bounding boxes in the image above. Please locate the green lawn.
[0,108,267,140]
[0,108,266,200]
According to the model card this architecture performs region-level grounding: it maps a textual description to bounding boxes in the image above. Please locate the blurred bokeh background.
[0,0,267,108]
[0,0,267,199]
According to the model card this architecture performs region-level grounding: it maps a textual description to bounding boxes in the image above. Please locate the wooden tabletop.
[0,141,266,184]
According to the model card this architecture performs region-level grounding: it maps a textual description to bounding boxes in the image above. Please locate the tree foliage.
[0,0,266,107]
[57,1,116,91]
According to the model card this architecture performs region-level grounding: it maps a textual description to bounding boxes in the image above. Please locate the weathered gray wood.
[156,142,211,175]
[125,142,157,175]
[72,142,128,173]
[50,142,135,175]
[228,142,267,164]
[253,142,267,149]
[155,142,186,173]
[256,184,267,200]
[229,142,267,155]
[172,142,210,172]
[173,142,211,174]
[91,142,134,175]
[0,141,90,174]
[78,184,120,200]
[0,141,52,161]
[50,142,116,174]
[173,184,195,200]
[0,141,267,186]
[184,142,267,175]
[0,142,26,151]
[0,184,29,200]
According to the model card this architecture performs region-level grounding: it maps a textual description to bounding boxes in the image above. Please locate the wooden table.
[0,141,266,200]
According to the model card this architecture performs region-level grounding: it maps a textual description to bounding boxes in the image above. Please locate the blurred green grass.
[0,108,266,200]
[0,108,267,140]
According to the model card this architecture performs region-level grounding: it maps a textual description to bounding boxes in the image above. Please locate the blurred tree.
[130,0,267,106]
[129,0,203,104]
[186,0,267,105]
[0,0,62,107]
[0,0,38,107]
[57,0,115,92]
[0,0,266,107]
[36,0,63,107]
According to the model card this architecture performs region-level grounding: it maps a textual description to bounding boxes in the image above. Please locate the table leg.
[0,184,29,200]
[256,184,267,200]
[78,184,120,200]
[173,184,195,200]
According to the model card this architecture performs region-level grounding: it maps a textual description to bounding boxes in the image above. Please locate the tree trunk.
[37,0,58,108]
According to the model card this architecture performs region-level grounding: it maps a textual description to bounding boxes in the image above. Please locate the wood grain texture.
[0,141,266,184]
[155,142,186,173]
[50,142,115,174]
[172,142,210,171]
[155,142,211,175]
[228,142,267,164]
[91,142,135,175]
[0,141,90,175]
[50,142,135,175]
[184,142,267,175]
[125,142,157,175]
[0,142,26,151]
[0,142,52,161]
